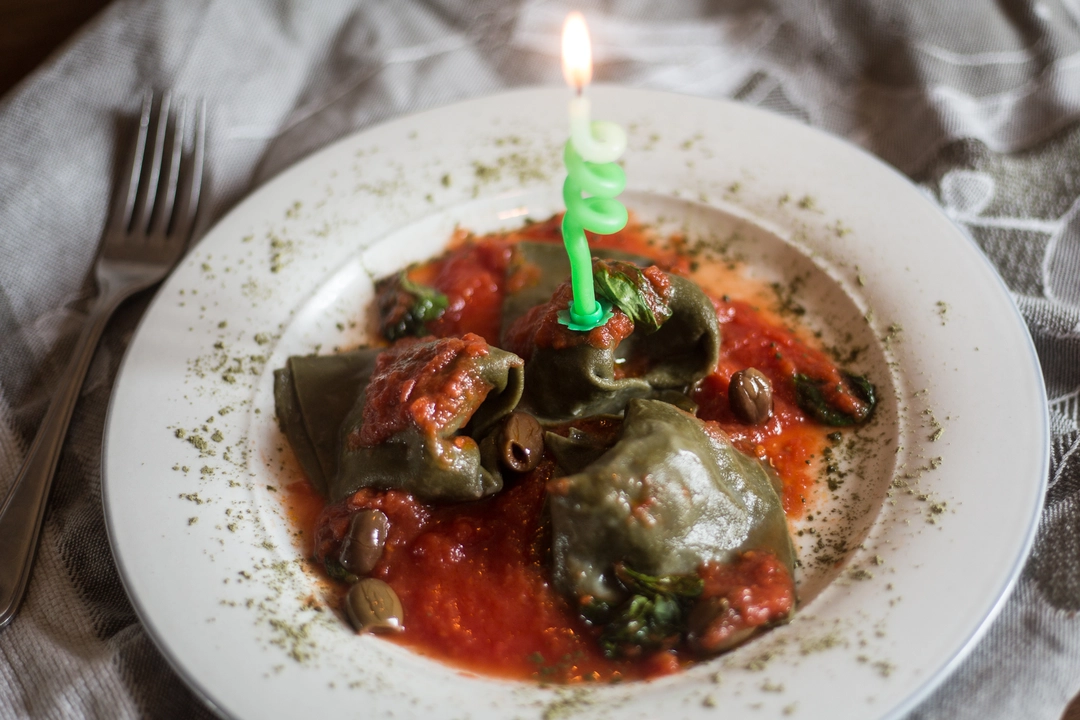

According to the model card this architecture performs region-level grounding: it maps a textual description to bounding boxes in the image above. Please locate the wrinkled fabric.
[1,1,1079,718]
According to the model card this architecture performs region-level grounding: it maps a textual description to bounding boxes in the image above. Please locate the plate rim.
[102,84,1052,720]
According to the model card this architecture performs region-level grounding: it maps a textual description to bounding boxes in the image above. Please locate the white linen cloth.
[1,1,1079,718]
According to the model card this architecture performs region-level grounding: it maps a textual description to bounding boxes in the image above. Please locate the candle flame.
[562,12,592,90]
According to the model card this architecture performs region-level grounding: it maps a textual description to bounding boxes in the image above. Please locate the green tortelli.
[504,242,721,420]
[546,399,795,605]
[274,338,524,503]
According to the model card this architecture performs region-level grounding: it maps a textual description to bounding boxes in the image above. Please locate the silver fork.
[0,91,206,628]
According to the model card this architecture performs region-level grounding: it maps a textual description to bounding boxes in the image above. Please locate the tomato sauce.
[400,216,691,348]
[351,333,497,447]
[287,215,862,683]
[315,462,661,682]
[692,551,796,653]
[406,237,513,345]
[690,297,872,515]
[502,282,636,360]
[283,478,324,558]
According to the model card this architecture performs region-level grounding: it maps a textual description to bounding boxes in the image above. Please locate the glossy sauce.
[351,333,495,447]
[502,282,636,359]
[693,298,835,516]
[313,461,665,682]
[283,215,852,682]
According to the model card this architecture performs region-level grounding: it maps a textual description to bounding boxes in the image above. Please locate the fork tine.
[150,97,186,239]
[172,98,206,245]
[110,92,153,231]
[130,91,171,236]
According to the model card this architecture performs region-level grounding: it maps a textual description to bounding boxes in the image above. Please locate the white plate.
[103,87,1048,720]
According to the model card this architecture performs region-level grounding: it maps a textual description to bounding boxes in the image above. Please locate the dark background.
[0,0,111,98]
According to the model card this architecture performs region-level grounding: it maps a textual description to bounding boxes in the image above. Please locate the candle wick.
[575,84,583,98]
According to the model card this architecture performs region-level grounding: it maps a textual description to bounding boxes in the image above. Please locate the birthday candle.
[559,11,628,332]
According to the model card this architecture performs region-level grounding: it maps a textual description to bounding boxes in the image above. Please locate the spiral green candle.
[559,136,628,331]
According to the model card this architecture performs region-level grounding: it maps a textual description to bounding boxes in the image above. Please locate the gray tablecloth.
[2,1,1079,718]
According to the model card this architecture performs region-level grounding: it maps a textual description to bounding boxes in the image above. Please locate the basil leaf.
[324,556,358,584]
[598,593,684,659]
[579,596,613,626]
[793,372,876,426]
[400,275,449,322]
[615,563,704,599]
[375,272,449,340]
[593,563,704,659]
[592,260,672,333]
[652,594,681,626]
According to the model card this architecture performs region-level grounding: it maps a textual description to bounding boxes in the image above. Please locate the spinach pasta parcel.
[273,214,875,682]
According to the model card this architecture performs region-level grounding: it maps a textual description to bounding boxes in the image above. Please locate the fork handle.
[0,289,128,628]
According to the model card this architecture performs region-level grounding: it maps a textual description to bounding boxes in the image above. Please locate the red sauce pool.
[280,215,854,682]
[314,461,666,682]
[693,298,838,516]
